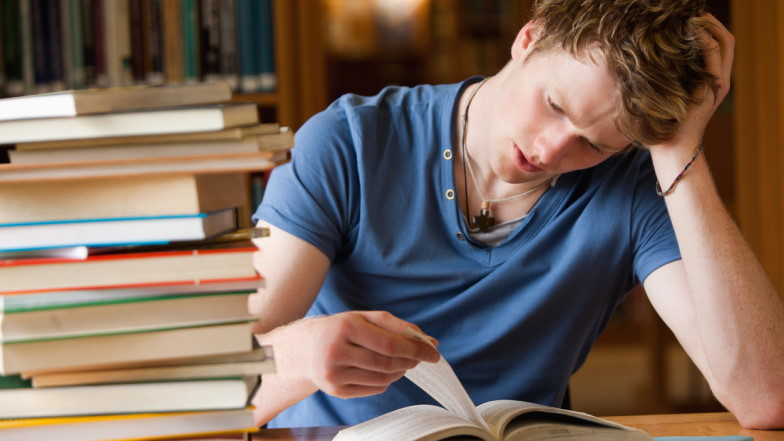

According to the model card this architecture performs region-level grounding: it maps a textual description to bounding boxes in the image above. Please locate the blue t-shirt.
[254,79,680,427]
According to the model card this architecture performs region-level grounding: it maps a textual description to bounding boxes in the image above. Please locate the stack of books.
[0,82,290,441]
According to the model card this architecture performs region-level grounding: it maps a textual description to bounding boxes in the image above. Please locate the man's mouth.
[513,145,543,173]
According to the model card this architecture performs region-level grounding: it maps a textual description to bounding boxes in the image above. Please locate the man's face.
[486,46,634,186]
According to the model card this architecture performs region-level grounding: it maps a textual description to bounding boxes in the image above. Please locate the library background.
[3,0,784,434]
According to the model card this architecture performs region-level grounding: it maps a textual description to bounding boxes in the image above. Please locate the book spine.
[144,0,165,84]
[57,0,72,90]
[92,0,108,87]
[80,0,97,87]
[18,0,35,94]
[103,0,133,87]
[30,0,51,93]
[0,4,4,98]
[181,0,200,83]
[1,0,24,96]
[48,0,66,91]
[67,0,86,89]
[199,0,221,83]
[161,0,183,83]
[128,0,147,84]
[218,0,237,90]
[257,0,275,92]
[235,0,257,93]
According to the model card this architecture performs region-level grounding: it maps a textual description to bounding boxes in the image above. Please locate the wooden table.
[251,412,783,441]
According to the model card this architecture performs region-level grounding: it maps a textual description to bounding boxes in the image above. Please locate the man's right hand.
[251,310,440,425]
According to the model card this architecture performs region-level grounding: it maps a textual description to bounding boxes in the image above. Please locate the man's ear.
[512,20,542,61]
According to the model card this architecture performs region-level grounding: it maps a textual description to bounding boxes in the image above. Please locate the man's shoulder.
[332,82,461,109]
[298,81,468,152]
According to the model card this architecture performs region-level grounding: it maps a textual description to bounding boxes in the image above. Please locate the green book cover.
[0,374,32,388]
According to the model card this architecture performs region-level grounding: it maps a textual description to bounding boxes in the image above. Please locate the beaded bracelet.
[655,143,704,196]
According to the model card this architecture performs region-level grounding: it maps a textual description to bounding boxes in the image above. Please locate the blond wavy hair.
[529,0,717,145]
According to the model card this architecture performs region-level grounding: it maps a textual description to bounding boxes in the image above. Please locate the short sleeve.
[629,153,682,283]
[252,105,359,261]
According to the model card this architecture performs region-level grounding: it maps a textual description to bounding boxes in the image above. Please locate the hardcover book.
[0,321,255,375]
[0,407,258,441]
[0,102,259,144]
[0,208,238,251]
[8,127,293,164]
[0,245,258,294]
[0,291,255,343]
[0,377,258,418]
[14,122,280,151]
[0,82,232,121]
[0,173,249,224]
[0,150,286,183]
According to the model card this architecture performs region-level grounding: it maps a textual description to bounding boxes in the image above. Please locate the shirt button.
[443,149,452,160]
[445,189,455,200]
[456,232,465,240]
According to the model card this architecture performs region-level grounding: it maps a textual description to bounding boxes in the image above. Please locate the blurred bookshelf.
[321,0,534,100]
[0,0,328,130]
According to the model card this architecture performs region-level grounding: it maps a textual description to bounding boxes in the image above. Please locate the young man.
[250,0,784,429]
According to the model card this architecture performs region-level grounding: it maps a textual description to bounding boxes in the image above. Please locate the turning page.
[402,328,491,432]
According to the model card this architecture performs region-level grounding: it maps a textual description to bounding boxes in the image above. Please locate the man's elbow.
[729,394,784,429]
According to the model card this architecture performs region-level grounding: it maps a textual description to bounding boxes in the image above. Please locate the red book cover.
[1,246,259,294]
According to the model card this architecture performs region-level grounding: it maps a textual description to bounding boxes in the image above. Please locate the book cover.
[1,278,263,311]
[0,102,259,144]
[0,207,238,251]
[9,127,293,164]
[30,346,275,387]
[0,245,258,294]
[0,82,232,121]
[15,121,279,150]
[0,150,285,183]
[0,172,249,223]
[0,407,258,441]
[0,373,32,388]
[0,321,255,375]
[0,377,258,418]
[0,291,256,342]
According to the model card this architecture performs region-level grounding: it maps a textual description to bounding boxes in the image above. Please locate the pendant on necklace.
[471,201,495,232]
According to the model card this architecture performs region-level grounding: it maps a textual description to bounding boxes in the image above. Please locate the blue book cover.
[0,208,237,251]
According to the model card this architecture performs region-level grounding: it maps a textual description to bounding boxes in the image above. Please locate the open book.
[333,329,653,441]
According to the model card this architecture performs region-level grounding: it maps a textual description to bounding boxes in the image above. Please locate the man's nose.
[534,124,577,165]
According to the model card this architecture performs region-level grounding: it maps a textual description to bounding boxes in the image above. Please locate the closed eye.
[547,96,563,113]
[586,140,604,154]
[550,96,604,154]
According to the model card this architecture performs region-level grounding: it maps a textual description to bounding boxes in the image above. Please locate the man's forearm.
[654,152,784,428]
